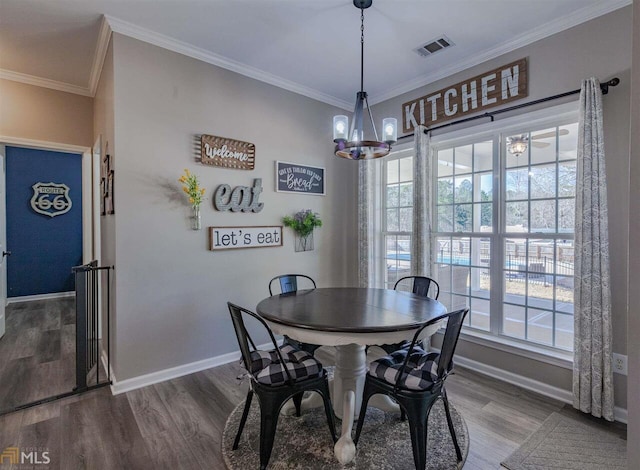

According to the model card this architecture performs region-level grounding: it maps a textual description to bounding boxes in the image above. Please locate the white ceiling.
[0,0,630,108]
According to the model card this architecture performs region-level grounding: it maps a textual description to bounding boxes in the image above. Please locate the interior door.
[0,153,7,338]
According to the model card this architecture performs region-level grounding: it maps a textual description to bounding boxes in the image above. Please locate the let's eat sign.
[402,58,528,131]
[209,226,282,251]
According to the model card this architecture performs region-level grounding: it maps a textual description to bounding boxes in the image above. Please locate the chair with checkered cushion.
[228,302,336,470]
[354,308,469,470]
[249,344,322,386]
[377,275,441,355]
[268,274,321,356]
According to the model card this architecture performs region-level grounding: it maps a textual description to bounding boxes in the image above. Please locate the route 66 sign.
[30,182,72,217]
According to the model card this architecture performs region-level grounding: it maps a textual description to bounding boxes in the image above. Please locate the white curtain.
[411,125,433,276]
[358,160,375,287]
[572,77,614,421]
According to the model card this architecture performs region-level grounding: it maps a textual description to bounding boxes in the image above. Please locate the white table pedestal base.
[280,344,398,464]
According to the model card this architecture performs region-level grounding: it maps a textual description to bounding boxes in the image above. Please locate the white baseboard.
[6,291,74,304]
[108,341,278,395]
[452,354,628,424]
[104,341,628,424]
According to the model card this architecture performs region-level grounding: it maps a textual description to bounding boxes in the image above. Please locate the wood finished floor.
[0,298,78,412]
[0,299,626,468]
[0,355,626,469]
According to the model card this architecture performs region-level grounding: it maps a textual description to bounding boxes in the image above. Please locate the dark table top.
[256,287,447,333]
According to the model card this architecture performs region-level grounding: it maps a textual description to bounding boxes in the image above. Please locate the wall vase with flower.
[283,209,322,252]
[179,169,206,230]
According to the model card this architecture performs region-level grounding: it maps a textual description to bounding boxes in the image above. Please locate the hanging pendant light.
[333,0,397,160]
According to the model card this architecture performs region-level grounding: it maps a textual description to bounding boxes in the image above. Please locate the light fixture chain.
[360,8,364,93]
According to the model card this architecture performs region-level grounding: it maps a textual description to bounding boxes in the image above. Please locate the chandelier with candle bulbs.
[333,0,397,160]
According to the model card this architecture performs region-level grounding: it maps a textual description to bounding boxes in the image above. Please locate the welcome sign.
[200,134,255,170]
[276,161,325,195]
[402,58,528,131]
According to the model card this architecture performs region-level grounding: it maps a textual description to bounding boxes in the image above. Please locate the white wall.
[627,0,639,464]
[108,33,358,381]
[372,7,633,410]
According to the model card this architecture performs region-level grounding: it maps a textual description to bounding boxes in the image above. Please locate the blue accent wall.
[6,146,83,297]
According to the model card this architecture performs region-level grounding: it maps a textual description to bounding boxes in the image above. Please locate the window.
[382,150,413,289]
[375,106,578,353]
[434,119,578,351]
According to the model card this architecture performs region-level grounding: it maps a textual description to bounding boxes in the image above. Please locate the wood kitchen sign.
[402,57,528,132]
[200,134,255,170]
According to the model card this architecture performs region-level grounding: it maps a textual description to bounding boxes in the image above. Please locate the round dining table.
[256,287,447,464]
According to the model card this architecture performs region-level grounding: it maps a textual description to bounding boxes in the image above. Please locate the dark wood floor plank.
[60,394,110,470]
[60,324,75,358]
[0,357,37,410]
[60,390,152,470]
[0,409,24,453]
[154,378,226,469]
[40,307,61,331]
[127,384,202,469]
[10,327,40,360]
[35,330,61,364]
[21,402,61,426]
[179,372,237,427]
[202,361,250,406]
[17,417,61,470]
[0,298,77,412]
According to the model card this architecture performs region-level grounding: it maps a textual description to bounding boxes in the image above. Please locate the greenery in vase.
[283,209,322,237]
[179,168,205,207]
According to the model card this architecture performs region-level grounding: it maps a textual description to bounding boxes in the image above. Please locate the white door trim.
[0,136,94,302]
[0,136,89,155]
[0,150,6,338]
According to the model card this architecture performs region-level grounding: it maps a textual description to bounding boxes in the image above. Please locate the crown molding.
[369,0,632,105]
[0,69,92,97]
[88,16,113,96]
[0,135,90,154]
[104,15,352,111]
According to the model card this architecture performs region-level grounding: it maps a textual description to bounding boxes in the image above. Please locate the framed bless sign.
[275,161,325,196]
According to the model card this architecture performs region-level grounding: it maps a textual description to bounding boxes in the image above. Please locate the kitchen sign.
[200,134,255,170]
[276,161,325,195]
[209,226,283,251]
[402,57,528,131]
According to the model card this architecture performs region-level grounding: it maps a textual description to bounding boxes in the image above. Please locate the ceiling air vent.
[414,36,454,57]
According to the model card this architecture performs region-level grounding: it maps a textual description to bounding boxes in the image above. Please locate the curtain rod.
[397,77,620,140]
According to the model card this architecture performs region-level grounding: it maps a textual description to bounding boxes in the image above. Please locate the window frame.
[430,101,579,356]
[380,147,415,290]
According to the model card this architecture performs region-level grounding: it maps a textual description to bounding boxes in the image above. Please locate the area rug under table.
[222,397,468,469]
[501,411,626,470]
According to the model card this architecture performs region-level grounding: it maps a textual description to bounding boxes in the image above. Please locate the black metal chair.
[268,274,321,355]
[228,302,337,470]
[377,276,441,355]
[354,308,469,470]
[394,275,440,300]
[268,273,316,296]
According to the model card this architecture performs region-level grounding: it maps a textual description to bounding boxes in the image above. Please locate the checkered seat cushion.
[369,347,450,391]
[248,344,322,386]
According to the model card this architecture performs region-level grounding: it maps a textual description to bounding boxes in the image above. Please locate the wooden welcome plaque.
[200,134,255,170]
